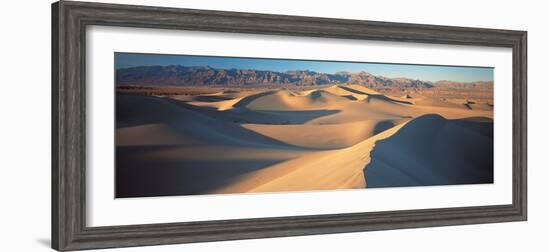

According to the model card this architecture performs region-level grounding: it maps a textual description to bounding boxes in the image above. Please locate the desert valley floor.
[116,84,494,197]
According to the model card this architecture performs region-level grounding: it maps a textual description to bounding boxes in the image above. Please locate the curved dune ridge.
[234,89,357,111]
[364,114,493,188]
[116,84,494,197]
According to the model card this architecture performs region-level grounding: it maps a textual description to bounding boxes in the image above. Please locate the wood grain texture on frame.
[52,1,527,251]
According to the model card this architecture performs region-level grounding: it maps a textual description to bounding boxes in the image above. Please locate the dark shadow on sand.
[164,95,342,125]
[364,114,493,188]
[337,85,414,105]
[192,95,234,102]
[373,120,398,135]
[115,145,290,198]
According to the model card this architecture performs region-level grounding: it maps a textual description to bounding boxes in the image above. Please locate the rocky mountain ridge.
[116,65,491,89]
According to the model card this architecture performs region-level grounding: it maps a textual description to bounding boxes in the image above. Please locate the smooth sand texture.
[364,114,493,188]
[116,84,493,197]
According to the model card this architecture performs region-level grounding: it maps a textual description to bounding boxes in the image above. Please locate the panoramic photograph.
[115,52,494,198]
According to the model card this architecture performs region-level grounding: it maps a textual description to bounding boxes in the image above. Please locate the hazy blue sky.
[115,52,493,82]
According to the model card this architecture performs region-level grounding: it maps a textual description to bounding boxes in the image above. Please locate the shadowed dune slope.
[116,94,315,197]
[337,85,414,105]
[117,94,304,148]
[232,89,357,111]
[228,85,412,112]
[242,119,402,150]
[213,122,407,193]
[363,114,494,188]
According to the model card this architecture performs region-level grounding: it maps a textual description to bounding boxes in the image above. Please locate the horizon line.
[115,52,495,83]
[117,63,494,84]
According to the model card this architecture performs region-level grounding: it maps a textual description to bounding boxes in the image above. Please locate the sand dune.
[116,84,494,197]
[117,94,303,148]
[364,114,493,187]
[116,94,313,197]
[241,119,403,149]
[212,122,407,193]
[213,114,492,193]
[232,89,357,111]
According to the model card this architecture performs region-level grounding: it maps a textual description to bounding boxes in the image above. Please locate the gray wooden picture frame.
[52,1,527,251]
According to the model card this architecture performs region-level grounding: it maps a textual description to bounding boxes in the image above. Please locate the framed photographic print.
[52,1,527,251]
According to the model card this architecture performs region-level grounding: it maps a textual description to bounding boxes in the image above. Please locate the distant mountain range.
[116,65,492,89]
